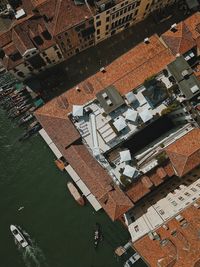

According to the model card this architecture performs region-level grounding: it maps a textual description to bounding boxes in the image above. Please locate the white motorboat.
[10,225,29,248]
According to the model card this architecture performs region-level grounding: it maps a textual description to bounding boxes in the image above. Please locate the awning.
[123,165,136,178]
[113,116,127,132]
[72,105,84,116]
[120,150,131,162]
[125,108,138,122]
[139,109,153,123]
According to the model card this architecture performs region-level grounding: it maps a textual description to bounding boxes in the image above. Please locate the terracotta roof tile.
[3,42,18,56]
[36,113,80,148]
[156,167,167,180]
[165,129,200,177]
[0,31,12,48]
[184,12,200,40]
[63,143,134,220]
[161,21,196,55]
[36,34,175,117]
[49,0,91,35]
[141,176,153,189]
[126,181,150,203]
[134,204,200,267]
[149,171,163,186]
[163,161,175,177]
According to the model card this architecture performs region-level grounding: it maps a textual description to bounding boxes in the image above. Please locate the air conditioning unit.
[100,67,106,73]
[182,69,189,78]
[170,23,177,31]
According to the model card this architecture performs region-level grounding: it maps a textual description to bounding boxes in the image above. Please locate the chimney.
[144,37,149,44]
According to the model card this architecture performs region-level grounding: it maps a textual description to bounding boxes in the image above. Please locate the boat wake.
[16,231,48,267]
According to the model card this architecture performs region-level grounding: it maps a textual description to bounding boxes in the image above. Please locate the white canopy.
[139,109,153,123]
[125,92,137,104]
[125,108,138,122]
[123,165,136,178]
[113,116,127,132]
[120,150,131,162]
[72,105,84,116]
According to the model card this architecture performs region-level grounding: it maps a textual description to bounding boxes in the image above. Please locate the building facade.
[94,0,176,43]
[0,0,178,80]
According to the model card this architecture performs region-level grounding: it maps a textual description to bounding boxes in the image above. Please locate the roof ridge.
[51,0,62,36]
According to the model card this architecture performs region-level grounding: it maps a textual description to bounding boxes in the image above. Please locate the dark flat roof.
[96,85,124,114]
[167,56,200,99]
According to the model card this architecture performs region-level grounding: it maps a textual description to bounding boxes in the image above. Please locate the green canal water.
[0,108,146,267]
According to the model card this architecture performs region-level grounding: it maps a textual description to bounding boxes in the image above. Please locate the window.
[96,15,100,20]
[178,196,185,201]
[184,192,191,197]
[96,21,101,27]
[172,201,177,206]
[57,52,62,59]
[17,71,25,78]
[42,30,51,40]
[191,187,197,192]
[97,29,100,35]
[120,10,123,16]
[33,36,44,45]
[42,52,47,56]
[106,17,109,22]
[121,3,124,7]
[106,25,109,30]
[54,45,58,51]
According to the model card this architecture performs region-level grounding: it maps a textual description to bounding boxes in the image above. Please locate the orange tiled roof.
[165,128,200,177]
[63,143,134,220]
[49,0,92,35]
[36,113,80,149]
[36,34,175,117]
[0,31,12,48]
[161,21,196,55]
[184,12,200,40]
[134,204,200,267]
[126,161,175,203]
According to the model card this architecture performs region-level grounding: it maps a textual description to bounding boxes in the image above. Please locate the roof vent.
[76,86,81,92]
[100,67,106,73]
[182,69,189,78]
[170,23,177,32]
[144,37,149,44]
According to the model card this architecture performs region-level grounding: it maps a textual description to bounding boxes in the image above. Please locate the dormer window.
[42,30,52,40]
[10,52,22,61]
[33,36,44,46]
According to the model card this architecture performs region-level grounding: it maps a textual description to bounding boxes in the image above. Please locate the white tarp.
[125,108,138,122]
[125,92,137,104]
[139,109,153,123]
[72,105,84,116]
[39,128,53,145]
[120,150,131,162]
[49,143,62,158]
[86,194,102,211]
[76,179,91,196]
[113,116,127,132]
[123,165,136,178]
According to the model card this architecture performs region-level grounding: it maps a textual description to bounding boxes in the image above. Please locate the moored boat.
[10,225,29,248]
[67,182,85,206]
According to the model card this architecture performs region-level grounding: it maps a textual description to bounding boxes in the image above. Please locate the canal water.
[0,108,146,267]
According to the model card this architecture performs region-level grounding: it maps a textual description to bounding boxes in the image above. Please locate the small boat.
[18,114,33,126]
[10,225,29,248]
[18,206,24,211]
[67,182,85,206]
[94,223,102,249]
